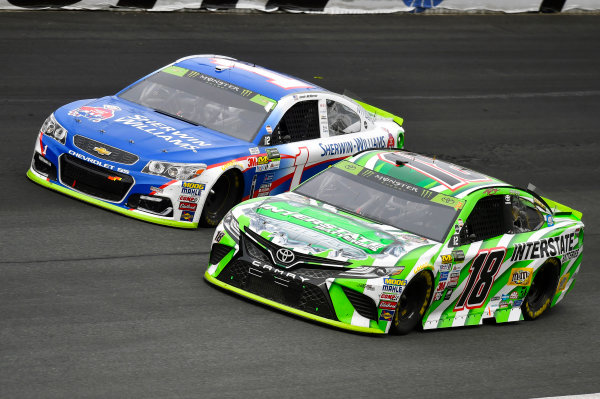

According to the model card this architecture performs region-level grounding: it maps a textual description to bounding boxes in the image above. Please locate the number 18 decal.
[454,248,506,311]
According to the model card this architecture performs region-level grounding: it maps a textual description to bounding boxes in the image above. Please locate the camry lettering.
[251,260,309,282]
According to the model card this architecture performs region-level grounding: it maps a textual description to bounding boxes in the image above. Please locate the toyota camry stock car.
[205,149,584,334]
[27,55,404,227]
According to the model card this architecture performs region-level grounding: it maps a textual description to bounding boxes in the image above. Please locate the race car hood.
[55,97,250,165]
[236,192,436,265]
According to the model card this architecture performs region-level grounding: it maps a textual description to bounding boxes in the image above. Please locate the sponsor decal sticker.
[383,278,407,286]
[378,301,397,310]
[441,254,453,264]
[179,195,198,203]
[513,299,523,307]
[382,285,403,294]
[483,187,499,196]
[379,309,395,321]
[510,291,519,300]
[107,176,122,181]
[557,273,570,292]
[180,210,195,221]
[444,288,453,300]
[434,292,443,301]
[181,182,205,196]
[68,104,120,122]
[510,233,576,261]
[380,293,400,302]
[451,249,465,262]
[440,271,449,281]
[440,263,452,272]
[508,268,533,286]
[179,202,197,211]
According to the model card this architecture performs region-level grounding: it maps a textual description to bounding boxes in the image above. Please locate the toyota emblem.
[275,248,295,264]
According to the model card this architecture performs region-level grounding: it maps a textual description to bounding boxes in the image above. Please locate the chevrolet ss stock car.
[27,55,404,227]
[205,149,584,334]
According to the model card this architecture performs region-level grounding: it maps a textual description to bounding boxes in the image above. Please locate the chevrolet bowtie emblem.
[93,146,112,156]
[108,176,122,181]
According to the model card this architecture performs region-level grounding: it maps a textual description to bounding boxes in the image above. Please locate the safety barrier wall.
[0,0,598,12]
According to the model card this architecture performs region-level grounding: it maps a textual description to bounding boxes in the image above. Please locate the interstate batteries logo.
[258,203,388,252]
[68,104,120,122]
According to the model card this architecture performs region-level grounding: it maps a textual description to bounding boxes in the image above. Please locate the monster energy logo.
[240,89,252,97]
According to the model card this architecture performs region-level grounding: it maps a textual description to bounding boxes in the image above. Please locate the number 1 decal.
[290,146,309,190]
[454,248,506,311]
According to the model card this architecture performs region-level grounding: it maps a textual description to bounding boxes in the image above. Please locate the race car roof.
[174,55,326,101]
[348,149,508,198]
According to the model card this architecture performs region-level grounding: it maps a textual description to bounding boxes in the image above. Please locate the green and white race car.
[205,149,584,334]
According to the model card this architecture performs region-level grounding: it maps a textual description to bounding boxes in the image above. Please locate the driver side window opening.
[326,100,361,136]
[460,195,509,243]
[272,100,320,144]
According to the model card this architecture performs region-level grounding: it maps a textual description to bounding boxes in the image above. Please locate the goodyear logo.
[182,182,205,190]
[379,309,395,321]
[383,278,407,286]
[508,267,533,286]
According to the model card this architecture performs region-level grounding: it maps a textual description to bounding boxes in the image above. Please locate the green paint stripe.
[353,99,403,126]
[27,169,196,229]
[163,65,188,77]
[250,94,277,110]
[204,272,385,334]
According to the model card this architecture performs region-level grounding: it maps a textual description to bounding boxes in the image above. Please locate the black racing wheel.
[523,260,560,320]
[390,271,433,335]
[200,170,243,227]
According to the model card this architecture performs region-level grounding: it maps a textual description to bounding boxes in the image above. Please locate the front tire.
[200,170,242,227]
[390,272,433,335]
[523,260,560,320]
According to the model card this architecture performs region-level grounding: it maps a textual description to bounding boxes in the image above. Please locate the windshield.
[294,160,464,242]
[118,66,277,141]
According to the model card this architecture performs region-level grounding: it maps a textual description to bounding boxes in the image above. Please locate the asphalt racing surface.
[1,12,599,399]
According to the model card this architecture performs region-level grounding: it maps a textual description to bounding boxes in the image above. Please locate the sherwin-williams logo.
[508,268,533,286]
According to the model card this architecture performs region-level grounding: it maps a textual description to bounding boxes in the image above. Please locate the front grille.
[341,286,379,320]
[73,135,139,165]
[245,228,351,268]
[210,243,234,265]
[126,194,173,217]
[218,259,336,320]
[32,153,57,181]
[59,154,134,202]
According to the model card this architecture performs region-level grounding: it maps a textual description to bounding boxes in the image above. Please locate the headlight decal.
[142,160,207,180]
[40,114,67,145]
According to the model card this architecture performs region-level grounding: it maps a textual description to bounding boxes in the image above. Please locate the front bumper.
[28,132,204,228]
[205,228,392,334]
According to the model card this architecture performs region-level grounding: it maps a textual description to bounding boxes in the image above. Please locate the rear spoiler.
[542,197,583,221]
[354,100,403,127]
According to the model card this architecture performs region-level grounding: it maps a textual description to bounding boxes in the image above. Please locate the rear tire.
[390,272,433,335]
[200,170,243,228]
[523,260,560,320]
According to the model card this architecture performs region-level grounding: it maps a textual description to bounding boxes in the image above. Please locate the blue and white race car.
[28,55,404,227]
